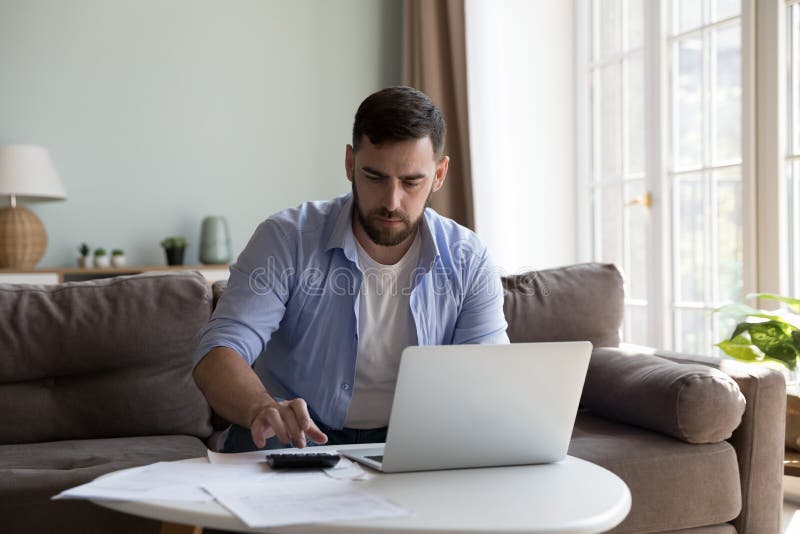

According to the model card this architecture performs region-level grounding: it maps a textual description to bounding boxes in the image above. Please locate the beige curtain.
[403,0,474,230]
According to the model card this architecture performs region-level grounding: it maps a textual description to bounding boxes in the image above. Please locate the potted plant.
[93,247,110,268]
[160,237,187,266]
[715,293,800,378]
[77,243,91,268]
[111,249,126,268]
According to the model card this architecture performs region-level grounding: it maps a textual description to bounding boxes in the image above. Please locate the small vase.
[77,256,90,268]
[111,255,126,268]
[199,216,232,264]
[94,256,110,268]
[165,247,186,266]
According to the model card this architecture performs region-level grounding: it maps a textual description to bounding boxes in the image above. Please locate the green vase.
[199,216,232,265]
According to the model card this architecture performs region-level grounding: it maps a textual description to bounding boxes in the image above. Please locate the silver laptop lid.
[380,341,592,472]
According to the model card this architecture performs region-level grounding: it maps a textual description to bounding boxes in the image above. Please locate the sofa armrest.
[633,344,786,534]
[583,346,746,443]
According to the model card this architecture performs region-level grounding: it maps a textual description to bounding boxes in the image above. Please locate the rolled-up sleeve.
[193,219,295,367]
[451,247,509,345]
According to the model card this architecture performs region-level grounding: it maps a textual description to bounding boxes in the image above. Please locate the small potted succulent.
[111,249,126,268]
[77,243,91,268]
[93,247,110,268]
[161,237,188,266]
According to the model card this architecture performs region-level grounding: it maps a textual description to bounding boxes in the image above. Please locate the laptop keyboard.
[366,455,384,463]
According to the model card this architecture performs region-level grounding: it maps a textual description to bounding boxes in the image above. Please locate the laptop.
[341,341,592,473]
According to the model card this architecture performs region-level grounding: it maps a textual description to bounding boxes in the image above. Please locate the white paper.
[204,478,410,528]
[207,450,373,480]
[53,460,270,503]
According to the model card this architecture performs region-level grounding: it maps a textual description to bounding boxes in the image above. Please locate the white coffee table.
[95,444,631,534]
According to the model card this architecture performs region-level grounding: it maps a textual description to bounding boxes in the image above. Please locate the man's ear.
[433,155,449,192]
[345,144,354,183]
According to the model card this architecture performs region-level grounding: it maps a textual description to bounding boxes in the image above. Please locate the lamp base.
[0,206,48,269]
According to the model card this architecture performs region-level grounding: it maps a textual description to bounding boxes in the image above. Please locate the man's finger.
[281,407,306,448]
[305,423,328,444]
[250,414,275,448]
[289,399,313,430]
[263,407,291,445]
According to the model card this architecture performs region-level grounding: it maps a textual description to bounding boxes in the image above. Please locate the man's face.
[346,136,448,247]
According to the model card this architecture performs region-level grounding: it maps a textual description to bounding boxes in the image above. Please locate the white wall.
[466,0,576,273]
[0,0,402,267]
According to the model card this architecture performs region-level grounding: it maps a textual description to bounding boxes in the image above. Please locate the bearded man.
[193,86,508,452]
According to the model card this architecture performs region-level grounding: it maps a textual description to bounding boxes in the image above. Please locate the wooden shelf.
[0,264,230,284]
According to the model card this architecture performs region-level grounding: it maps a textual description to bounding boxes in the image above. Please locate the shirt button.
[342,383,350,390]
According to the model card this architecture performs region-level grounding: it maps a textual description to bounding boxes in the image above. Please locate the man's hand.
[249,398,328,449]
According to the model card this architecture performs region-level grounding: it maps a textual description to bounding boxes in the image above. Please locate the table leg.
[160,522,203,534]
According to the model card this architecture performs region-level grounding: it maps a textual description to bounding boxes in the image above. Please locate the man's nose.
[383,179,402,212]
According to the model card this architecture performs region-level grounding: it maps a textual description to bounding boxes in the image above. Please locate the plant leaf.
[748,321,798,369]
[714,303,796,326]
[731,321,752,339]
[747,293,800,313]
[716,337,763,362]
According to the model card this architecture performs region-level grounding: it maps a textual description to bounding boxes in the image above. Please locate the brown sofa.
[0,271,216,534]
[0,264,786,533]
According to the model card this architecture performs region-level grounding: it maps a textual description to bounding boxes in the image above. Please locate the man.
[193,86,508,453]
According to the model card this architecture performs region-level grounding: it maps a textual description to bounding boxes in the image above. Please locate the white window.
[789,0,800,294]
[578,0,751,352]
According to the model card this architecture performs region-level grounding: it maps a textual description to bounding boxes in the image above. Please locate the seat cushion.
[569,413,741,533]
[0,435,208,534]
[502,263,624,348]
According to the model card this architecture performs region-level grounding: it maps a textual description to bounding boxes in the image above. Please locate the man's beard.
[351,180,432,247]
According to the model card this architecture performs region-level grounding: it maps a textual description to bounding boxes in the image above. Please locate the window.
[588,0,650,345]
[579,0,748,352]
[789,0,800,294]
[668,0,743,354]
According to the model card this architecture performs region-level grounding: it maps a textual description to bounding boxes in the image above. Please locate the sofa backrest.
[0,271,214,444]
[211,262,624,348]
[503,263,623,347]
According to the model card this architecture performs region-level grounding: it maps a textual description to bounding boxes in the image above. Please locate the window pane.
[793,161,800,294]
[599,0,622,59]
[625,179,648,300]
[792,4,800,156]
[675,175,706,302]
[676,0,704,34]
[625,306,649,345]
[600,64,622,179]
[675,36,704,169]
[715,169,743,303]
[599,184,623,264]
[712,24,741,164]
[627,0,645,51]
[712,0,740,21]
[627,53,646,175]
[674,308,709,354]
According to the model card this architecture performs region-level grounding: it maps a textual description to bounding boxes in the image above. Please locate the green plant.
[78,243,90,256]
[111,249,124,256]
[715,293,800,370]
[160,237,187,249]
[93,248,107,256]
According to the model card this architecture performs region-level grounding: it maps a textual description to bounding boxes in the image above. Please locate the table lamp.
[0,145,66,269]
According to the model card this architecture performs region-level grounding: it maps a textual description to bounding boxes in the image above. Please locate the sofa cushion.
[583,347,746,444]
[0,271,214,444]
[570,413,742,533]
[502,263,623,347]
[0,435,208,534]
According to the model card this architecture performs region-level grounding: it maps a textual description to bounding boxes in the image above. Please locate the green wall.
[0,0,402,267]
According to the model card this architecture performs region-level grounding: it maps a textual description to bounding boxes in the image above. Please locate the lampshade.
[0,145,66,202]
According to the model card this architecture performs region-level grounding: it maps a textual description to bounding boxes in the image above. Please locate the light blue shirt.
[195,192,509,429]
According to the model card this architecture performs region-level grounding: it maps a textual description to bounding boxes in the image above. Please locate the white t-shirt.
[344,231,422,429]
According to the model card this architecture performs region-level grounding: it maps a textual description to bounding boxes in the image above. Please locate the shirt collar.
[325,192,440,270]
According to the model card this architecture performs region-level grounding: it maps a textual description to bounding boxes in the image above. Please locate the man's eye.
[404,181,423,188]
[366,175,383,182]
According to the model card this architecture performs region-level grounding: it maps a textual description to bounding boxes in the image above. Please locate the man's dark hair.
[352,86,446,157]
